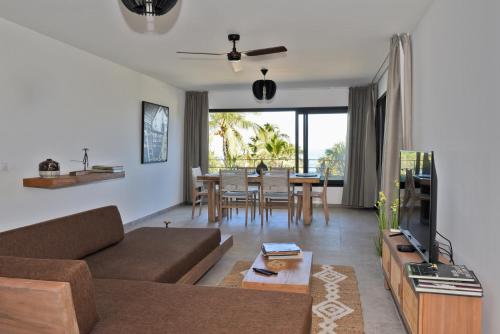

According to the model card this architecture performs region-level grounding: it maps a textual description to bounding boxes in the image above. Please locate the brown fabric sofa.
[85,227,220,282]
[92,279,312,334]
[0,256,312,334]
[0,206,313,334]
[0,206,221,283]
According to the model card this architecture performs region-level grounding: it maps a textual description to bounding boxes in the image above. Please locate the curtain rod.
[371,52,389,84]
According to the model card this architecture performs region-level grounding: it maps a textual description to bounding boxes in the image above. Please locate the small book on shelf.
[411,278,483,297]
[417,277,481,288]
[91,165,124,173]
[417,280,482,292]
[406,263,476,282]
[407,263,483,297]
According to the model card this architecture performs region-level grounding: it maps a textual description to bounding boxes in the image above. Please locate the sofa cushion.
[91,279,312,334]
[0,206,124,260]
[85,227,221,283]
[0,256,98,334]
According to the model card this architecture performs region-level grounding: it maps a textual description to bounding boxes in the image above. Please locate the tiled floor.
[130,205,405,334]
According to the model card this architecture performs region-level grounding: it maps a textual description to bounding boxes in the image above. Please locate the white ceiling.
[0,0,432,90]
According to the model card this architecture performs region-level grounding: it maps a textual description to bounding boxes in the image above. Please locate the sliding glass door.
[209,107,348,186]
[297,108,347,185]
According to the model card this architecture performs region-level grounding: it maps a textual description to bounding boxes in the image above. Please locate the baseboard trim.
[308,203,343,208]
[124,203,183,231]
[124,202,353,231]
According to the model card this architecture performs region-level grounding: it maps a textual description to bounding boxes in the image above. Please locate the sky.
[209,111,347,160]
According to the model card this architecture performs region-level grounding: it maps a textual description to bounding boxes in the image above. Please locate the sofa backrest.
[0,206,124,260]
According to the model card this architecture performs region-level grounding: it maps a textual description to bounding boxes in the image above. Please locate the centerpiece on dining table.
[255,160,268,175]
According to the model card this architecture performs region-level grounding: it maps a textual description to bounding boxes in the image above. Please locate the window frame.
[209,106,348,187]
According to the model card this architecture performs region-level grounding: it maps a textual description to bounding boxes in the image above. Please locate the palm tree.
[249,123,295,167]
[209,113,257,166]
[265,134,294,159]
[318,142,346,176]
[208,150,224,173]
[249,123,275,157]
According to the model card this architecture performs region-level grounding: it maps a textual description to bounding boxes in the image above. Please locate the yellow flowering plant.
[391,180,400,230]
[374,192,387,256]
[375,180,400,256]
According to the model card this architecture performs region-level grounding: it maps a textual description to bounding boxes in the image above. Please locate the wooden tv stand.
[382,231,482,334]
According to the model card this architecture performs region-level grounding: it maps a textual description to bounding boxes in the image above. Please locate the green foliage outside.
[317,142,346,177]
[209,112,345,175]
[248,123,295,168]
[209,112,258,168]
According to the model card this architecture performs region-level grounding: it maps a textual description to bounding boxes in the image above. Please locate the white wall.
[412,0,499,332]
[209,86,348,109]
[0,18,185,231]
[209,87,348,204]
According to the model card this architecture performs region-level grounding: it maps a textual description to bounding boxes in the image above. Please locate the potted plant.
[375,181,400,256]
[374,192,388,257]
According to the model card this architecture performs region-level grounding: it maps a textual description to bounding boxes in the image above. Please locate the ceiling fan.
[176,34,287,73]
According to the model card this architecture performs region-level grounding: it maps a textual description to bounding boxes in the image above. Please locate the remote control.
[397,244,416,252]
[252,268,278,276]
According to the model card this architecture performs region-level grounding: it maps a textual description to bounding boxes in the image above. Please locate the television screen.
[399,151,438,263]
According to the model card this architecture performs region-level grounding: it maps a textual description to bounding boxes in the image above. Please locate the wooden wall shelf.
[23,172,125,189]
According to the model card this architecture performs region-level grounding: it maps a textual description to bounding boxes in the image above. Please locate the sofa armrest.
[0,256,98,334]
[0,276,80,334]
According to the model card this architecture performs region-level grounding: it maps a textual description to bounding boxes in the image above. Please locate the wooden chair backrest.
[262,168,290,194]
[323,168,330,192]
[405,169,417,196]
[191,167,204,189]
[220,168,248,192]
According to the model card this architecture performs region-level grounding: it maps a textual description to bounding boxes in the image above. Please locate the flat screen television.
[398,151,439,263]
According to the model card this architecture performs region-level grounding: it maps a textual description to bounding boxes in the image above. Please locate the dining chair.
[267,167,295,219]
[191,167,209,219]
[296,168,330,224]
[260,168,293,228]
[219,168,254,226]
[226,168,259,221]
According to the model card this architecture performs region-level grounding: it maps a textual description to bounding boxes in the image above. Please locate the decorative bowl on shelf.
[39,159,60,178]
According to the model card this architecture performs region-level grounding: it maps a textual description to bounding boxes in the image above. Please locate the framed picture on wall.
[142,101,169,164]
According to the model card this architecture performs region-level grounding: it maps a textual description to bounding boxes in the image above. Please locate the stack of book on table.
[91,165,124,173]
[406,263,483,297]
[261,243,302,260]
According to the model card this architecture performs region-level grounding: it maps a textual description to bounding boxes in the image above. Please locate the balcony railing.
[208,158,345,180]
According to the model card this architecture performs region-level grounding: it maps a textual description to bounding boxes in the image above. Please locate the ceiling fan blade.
[244,46,287,57]
[230,60,243,73]
[176,51,226,56]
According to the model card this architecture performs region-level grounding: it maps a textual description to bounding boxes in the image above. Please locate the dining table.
[197,172,320,225]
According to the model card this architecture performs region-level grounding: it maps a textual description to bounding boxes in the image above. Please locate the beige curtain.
[183,91,209,203]
[381,34,413,207]
[401,34,413,150]
[342,84,378,208]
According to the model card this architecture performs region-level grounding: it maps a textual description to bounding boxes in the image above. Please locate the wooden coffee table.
[242,251,313,294]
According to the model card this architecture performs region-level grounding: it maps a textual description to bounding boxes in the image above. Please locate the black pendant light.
[252,69,277,100]
[121,0,178,16]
